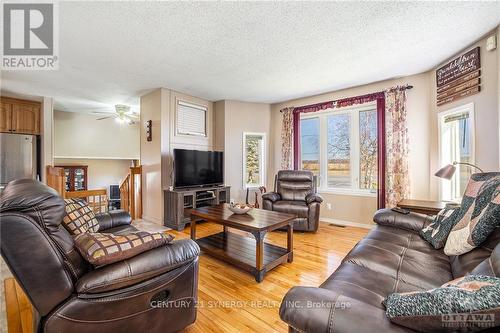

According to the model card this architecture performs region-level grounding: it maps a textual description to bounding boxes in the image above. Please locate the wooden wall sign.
[437,86,480,107]
[436,47,481,106]
[436,47,480,87]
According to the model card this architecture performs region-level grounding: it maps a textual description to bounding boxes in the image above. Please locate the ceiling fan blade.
[92,111,114,115]
[96,116,115,120]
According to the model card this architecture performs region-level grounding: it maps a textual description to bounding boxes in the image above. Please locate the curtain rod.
[280,84,413,112]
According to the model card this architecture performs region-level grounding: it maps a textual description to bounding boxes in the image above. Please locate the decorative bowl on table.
[228,203,253,214]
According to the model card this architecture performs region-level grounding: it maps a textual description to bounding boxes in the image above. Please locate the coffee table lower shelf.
[196,231,291,282]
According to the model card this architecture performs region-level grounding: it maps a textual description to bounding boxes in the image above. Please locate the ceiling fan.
[93,104,139,124]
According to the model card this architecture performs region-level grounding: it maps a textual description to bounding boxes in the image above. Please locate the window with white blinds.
[438,103,475,201]
[176,101,207,136]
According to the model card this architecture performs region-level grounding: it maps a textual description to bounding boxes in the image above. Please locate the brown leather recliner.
[279,208,500,333]
[262,170,323,232]
[0,179,200,333]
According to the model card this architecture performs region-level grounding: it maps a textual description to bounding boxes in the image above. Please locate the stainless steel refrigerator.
[0,133,38,188]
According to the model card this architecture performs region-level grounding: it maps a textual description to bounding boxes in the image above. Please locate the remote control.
[391,207,410,214]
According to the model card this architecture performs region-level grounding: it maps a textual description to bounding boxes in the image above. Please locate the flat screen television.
[173,149,224,188]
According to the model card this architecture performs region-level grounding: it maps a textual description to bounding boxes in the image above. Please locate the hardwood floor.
[175,222,368,332]
[3,222,368,333]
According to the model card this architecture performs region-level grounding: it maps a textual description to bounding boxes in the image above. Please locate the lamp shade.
[435,164,456,180]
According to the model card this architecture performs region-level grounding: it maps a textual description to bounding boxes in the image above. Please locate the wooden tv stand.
[164,185,231,230]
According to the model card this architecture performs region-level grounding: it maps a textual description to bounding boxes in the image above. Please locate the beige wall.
[54,158,131,190]
[54,111,140,159]
[270,73,432,226]
[140,88,214,224]
[140,89,164,224]
[216,100,272,202]
[429,29,499,199]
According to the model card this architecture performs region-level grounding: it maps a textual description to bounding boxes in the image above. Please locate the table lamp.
[434,161,484,180]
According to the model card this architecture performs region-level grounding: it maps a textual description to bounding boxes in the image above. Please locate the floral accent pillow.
[384,275,500,333]
[74,230,174,266]
[62,198,100,235]
[420,206,461,249]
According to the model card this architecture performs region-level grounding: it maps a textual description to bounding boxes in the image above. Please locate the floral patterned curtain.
[280,107,294,170]
[385,87,410,207]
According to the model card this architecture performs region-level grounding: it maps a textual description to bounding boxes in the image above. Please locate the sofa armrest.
[373,208,430,233]
[305,193,323,205]
[76,239,200,294]
[280,287,410,333]
[96,209,132,232]
[262,192,281,203]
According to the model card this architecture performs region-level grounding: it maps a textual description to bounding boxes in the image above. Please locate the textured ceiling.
[1,1,499,113]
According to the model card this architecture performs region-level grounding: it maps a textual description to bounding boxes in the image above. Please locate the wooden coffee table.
[190,204,295,282]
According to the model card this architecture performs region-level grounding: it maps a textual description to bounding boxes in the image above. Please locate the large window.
[300,104,377,195]
[439,103,474,201]
[300,118,320,179]
[243,132,266,188]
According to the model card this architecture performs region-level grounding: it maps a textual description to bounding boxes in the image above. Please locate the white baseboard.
[320,217,375,229]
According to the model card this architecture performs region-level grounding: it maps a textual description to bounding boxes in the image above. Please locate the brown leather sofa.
[279,208,500,332]
[262,170,323,232]
[0,179,200,333]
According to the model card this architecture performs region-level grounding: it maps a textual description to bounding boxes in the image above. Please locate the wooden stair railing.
[119,166,142,220]
[46,165,65,197]
[65,189,108,214]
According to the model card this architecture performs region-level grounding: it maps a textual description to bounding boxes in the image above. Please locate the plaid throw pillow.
[445,173,500,256]
[384,275,500,332]
[74,231,174,266]
[420,206,461,249]
[62,198,100,235]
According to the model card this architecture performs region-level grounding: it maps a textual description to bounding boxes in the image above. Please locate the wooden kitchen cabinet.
[0,101,12,132]
[0,97,41,135]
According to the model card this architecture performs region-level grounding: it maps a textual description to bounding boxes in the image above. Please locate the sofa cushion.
[375,208,430,233]
[343,226,453,290]
[420,206,461,249]
[320,263,429,309]
[96,210,132,231]
[0,179,91,279]
[272,200,308,218]
[445,173,500,256]
[62,198,100,235]
[450,226,500,277]
[76,239,200,294]
[74,230,173,266]
[384,275,500,333]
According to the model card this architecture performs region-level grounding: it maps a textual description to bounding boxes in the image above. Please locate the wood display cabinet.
[0,97,41,135]
[164,186,230,230]
[57,165,88,192]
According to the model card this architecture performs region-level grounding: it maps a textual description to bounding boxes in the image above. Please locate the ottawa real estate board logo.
[2,1,59,70]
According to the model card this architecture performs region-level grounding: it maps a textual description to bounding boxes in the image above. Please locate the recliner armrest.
[373,208,430,232]
[262,192,281,203]
[280,287,410,333]
[96,209,132,231]
[305,193,323,204]
[76,239,200,294]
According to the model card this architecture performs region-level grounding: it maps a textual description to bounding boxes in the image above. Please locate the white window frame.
[176,100,207,137]
[438,102,475,201]
[242,132,266,189]
[300,103,377,197]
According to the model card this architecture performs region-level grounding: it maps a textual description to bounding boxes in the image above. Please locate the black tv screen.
[173,149,224,188]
